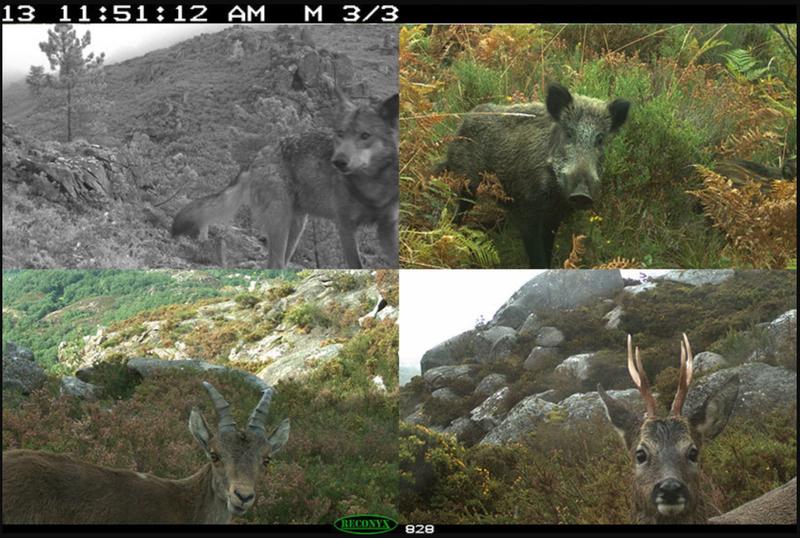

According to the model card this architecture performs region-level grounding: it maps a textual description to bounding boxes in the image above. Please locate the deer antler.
[670,333,694,416]
[627,334,658,418]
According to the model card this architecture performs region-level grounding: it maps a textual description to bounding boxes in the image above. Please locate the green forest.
[399,24,797,269]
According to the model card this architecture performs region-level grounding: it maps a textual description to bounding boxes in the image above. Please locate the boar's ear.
[608,98,630,132]
[546,83,573,121]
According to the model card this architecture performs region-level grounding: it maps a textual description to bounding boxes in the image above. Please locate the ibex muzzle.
[598,334,740,524]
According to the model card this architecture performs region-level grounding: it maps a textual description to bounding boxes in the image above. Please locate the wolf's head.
[330,88,399,178]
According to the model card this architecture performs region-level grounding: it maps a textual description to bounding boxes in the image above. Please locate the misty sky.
[2,24,233,87]
[399,269,667,371]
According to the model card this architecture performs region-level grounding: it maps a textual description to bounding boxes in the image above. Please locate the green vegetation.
[400,408,796,523]
[400,24,797,268]
[2,269,295,369]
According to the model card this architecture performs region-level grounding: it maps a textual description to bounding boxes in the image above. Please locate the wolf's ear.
[546,83,573,121]
[608,98,630,132]
[377,94,399,128]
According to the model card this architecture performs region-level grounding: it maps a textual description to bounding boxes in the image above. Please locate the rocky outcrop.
[473,373,507,398]
[535,327,564,347]
[491,270,624,329]
[480,395,558,445]
[3,342,46,395]
[524,346,560,371]
[60,376,99,400]
[555,353,597,381]
[656,269,734,287]
[420,331,475,373]
[423,364,479,390]
[683,363,797,419]
[470,387,511,431]
[693,351,727,373]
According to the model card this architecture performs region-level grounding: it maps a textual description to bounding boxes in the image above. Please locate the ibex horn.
[670,333,694,416]
[202,382,237,433]
[247,387,275,437]
[626,334,658,418]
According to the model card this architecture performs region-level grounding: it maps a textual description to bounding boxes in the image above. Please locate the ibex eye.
[262,457,272,467]
[210,452,221,463]
[688,447,699,462]
[635,449,647,464]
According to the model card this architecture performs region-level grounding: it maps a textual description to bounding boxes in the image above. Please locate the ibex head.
[598,334,740,523]
[189,382,290,517]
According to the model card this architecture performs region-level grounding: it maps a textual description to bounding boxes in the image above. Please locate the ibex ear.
[267,418,290,454]
[189,407,212,454]
[598,384,642,451]
[688,374,739,444]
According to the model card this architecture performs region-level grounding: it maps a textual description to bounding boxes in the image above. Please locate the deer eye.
[635,448,648,464]
[210,452,221,463]
[687,447,699,463]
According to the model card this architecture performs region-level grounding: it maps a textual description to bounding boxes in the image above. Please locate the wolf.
[250,87,399,268]
[438,83,630,268]
[171,167,253,241]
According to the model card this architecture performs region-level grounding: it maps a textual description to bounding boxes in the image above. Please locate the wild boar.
[438,83,630,268]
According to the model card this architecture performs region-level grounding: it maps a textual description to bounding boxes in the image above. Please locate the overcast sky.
[2,24,233,87]
[398,269,667,370]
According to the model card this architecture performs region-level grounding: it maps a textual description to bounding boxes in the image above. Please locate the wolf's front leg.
[377,214,399,267]
[336,219,363,269]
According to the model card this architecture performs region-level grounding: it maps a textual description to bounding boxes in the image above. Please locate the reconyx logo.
[333,514,398,535]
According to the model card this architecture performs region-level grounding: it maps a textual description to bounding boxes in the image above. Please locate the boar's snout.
[567,174,597,210]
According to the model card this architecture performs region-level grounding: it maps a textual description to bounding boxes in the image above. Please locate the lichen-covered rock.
[422,364,480,390]
[420,330,475,373]
[443,417,483,445]
[60,376,99,400]
[491,270,624,329]
[693,351,727,374]
[603,305,624,330]
[2,342,46,395]
[431,387,460,403]
[558,388,642,423]
[555,353,597,381]
[470,387,511,431]
[656,269,734,287]
[535,326,564,347]
[474,326,517,361]
[473,373,508,398]
[683,363,797,419]
[127,357,270,392]
[517,313,544,339]
[480,395,558,445]
[524,346,560,371]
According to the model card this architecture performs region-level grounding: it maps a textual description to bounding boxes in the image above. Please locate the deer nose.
[655,478,687,504]
[234,489,254,504]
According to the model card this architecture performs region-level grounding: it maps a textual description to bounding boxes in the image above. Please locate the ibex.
[598,334,796,524]
[2,382,290,524]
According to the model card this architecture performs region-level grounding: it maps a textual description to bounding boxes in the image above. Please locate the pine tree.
[26,24,107,142]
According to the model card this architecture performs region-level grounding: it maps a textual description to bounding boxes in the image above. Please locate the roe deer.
[598,334,796,524]
[2,382,290,524]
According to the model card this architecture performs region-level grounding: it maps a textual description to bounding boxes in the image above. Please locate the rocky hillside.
[401,269,796,446]
[3,25,398,269]
[3,269,399,523]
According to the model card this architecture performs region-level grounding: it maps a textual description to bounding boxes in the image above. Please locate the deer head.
[598,334,740,523]
[188,382,290,517]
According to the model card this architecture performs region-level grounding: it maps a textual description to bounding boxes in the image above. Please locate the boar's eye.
[595,133,605,146]
[635,448,648,464]
[687,446,699,463]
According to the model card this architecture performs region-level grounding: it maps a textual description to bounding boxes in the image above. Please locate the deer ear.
[598,384,641,451]
[268,418,290,454]
[189,407,212,454]
[689,374,739,444]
